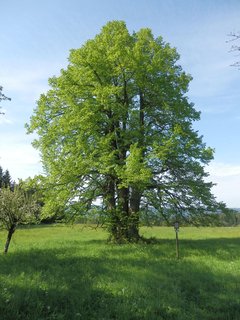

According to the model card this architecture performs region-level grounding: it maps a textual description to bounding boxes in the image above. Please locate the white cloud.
[0,69,50,103]
[207,162,240,178]
[211,174,240,208]
[206,162,240,208]
[0,118,13,125]
[0,142,42,181]
[0,62,61,180]
[0,110,14,125]
[0,61,65,103]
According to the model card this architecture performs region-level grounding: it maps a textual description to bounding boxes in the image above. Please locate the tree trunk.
[105,175,118,238]
[4,224,16,254]
[128,187,141,241]
[108,186,141,243]
[117,186,130,241]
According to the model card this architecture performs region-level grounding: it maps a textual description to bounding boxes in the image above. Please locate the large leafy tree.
[27,21,222,242]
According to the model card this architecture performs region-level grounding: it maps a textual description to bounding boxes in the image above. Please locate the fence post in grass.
[174,221,180,259]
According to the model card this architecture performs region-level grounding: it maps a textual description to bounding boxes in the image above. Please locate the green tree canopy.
[27,21,223,242]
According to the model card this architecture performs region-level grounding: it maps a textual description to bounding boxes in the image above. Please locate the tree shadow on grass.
[0,238,239,319]
[192,237,240,260]
[150,237,240,261]
[86,236,240,261]
[0,249,135,320]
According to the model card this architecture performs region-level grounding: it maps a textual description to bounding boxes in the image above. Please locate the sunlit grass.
[0,225,239,319]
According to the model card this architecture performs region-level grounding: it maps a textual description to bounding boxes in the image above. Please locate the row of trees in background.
[74,205,240,227]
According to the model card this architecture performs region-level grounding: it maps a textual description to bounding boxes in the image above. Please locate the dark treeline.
[0,166,14,190]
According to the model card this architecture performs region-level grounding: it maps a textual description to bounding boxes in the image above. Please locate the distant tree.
[0,167,14,190]
[0,166,3,188]
[2,169,12,188]
[0,186,39,253]
[27,21,224,243]
[227,32,240,67]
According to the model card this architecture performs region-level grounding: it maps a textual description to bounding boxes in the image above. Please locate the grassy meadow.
[0,225,239,320]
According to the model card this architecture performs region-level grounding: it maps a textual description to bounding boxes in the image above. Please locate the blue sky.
[1,0,240,207]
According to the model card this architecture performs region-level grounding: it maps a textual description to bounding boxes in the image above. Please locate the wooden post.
[4,224,16,254]
[174,222,179,259]
[175,229,179,259]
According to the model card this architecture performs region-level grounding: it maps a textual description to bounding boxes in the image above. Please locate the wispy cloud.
[0,118,14,125]
[207,162,240,178]
[0,61,65,103]
[206,162,240,207]
[0,138,42,181]
[0,109,14,125]
[1,70,49,103]
[0,131,42,181]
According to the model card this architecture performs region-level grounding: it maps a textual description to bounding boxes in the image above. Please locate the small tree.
[0,186,39,253]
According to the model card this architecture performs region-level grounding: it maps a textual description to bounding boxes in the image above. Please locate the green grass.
[0,225,240,319]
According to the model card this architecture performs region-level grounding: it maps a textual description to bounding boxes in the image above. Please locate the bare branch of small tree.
[227,32,240,67]
[0,86,11,115]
